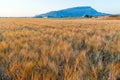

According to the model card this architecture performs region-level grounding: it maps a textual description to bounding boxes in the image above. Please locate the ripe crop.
[0,18,120,80]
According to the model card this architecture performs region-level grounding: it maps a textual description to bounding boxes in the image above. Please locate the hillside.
[35,6,110,18]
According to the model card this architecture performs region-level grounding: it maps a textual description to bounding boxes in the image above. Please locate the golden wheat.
[0,18,120,80]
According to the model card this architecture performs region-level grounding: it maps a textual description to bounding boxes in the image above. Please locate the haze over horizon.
[0,0,120,17]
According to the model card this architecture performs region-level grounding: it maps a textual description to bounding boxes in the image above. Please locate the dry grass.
[98,16,120,20]
[0,18,120,80]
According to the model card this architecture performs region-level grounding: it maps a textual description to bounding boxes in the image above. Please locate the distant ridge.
[34,6,110,18]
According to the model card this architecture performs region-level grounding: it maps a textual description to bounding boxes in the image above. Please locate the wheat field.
[0,18,120,80]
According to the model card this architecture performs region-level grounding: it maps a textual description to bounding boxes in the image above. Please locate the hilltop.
[35,6,110,18]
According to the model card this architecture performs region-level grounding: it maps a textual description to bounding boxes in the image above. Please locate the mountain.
[34,6,110,18]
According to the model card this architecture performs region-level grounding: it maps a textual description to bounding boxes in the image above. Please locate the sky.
[0,0,120,17]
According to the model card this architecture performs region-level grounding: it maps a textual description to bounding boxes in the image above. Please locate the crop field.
[0,18,120,80]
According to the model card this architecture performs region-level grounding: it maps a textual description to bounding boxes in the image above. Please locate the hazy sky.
[0,0,119,17]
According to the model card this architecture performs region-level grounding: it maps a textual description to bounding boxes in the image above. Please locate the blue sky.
[0,0,120,17]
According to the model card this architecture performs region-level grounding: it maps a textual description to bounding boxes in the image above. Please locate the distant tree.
[109,15,120,17]
[84,15,93,18]
[34,15,43,18]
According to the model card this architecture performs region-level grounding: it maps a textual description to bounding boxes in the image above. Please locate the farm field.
[0,18,120,80]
